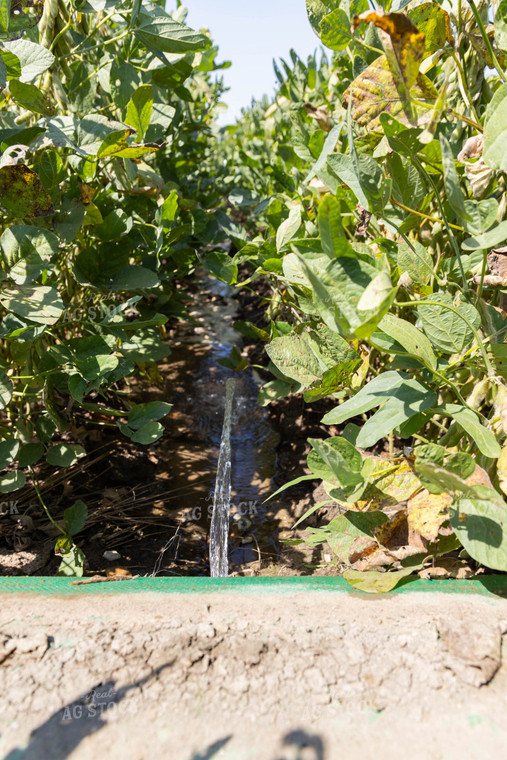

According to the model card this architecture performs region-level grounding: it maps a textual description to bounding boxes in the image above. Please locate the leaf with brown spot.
[0,165,54,218]
[348,545,395,571]
[373,506,412,547]
[342,56,437,130]
[79,183,96,206]
[408,2,454,53]
[407,489,452,542]
[419,557,475,580]
[353,11,425,96]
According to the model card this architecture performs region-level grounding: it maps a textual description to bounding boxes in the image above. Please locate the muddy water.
[146,273,281,574]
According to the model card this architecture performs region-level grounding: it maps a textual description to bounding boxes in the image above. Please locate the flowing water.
[209,377,236,577]
[136,271,284,575]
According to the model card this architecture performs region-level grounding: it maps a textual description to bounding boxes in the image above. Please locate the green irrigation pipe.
[0,575,507,597]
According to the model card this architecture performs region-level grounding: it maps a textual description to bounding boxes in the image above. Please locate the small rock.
[103,550,121,561]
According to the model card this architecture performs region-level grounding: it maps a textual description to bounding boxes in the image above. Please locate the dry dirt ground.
[1,588,507,760]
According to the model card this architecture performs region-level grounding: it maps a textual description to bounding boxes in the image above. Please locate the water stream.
[209,377,236,577]
[136,271,285,575]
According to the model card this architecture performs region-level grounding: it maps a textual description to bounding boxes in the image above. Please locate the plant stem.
[390,197,464,232]
[29,467,66,537]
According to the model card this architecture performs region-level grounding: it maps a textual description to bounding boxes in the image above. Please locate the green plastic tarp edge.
[0,575,507,597]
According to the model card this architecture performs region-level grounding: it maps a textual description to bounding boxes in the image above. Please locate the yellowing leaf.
[497,446,507,496]
[97,129,162,159]
[344,558,425,593]
[353,11,425,95]
[408,465,493,541]
[407,489,452,542]
[408,3,455,54]
[342,56,437,130]
[336,457,421,511]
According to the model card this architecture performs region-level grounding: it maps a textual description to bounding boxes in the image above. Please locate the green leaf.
[322,371,406,425]
[264,473,317,502]
[0,285,63,325]
[307,436,364,487]
[130,420,164,444]
[318,196,344,258]
[328,153,388,213]
[417,293,480,354]
[233,321,270,342]
[437,404,501,458]
[451,490,507,571]
[320,8,353,51]
[276,206,302,252]
[0,370,13,410]
[79,355,119,382]
[306,0,340,36]
[1,225,59,285]
[0,439,19,469]
[462,220,507,251]
[295,251,396,340]
[64,500,88,535]
[119,328,171,364]
[0,0,11,32]
[415,462,474,497]
[304,359,360,402]
[258,379,293,406]
[203,251,237,284]
[378,313,437,369]
[35,416,56,444]
[160,190,178,228]
[483,82,507,171]
[0,471,26,493]
[94,209,128,241]
[151,58,194,89]
[355,378,437,449]
[18,442,44,468]
[0,47,20,80]
[135,17,212,54]
[397,241,433,285]
[58,545,85,577]
[266,332,324,388]
[109,59,139,109]
[46,444,86,468]
[9,79,54,116]
[125,84,153,140]
[110,266,159,291]
[463,198,498,236]
[291,499,336,529]
[128,401,172,430]
[2,38,54,81]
